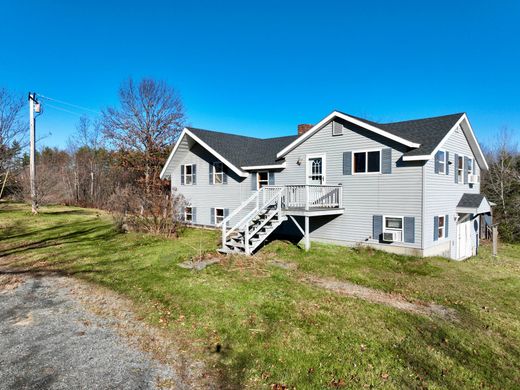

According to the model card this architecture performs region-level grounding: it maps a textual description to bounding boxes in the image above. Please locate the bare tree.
[0,88,25,180]
[481,128,520,241]
[101,78,185,192]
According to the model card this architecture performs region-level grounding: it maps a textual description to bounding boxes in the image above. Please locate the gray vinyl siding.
[277,120,423,249]
[170,139,256,227]
[423,124,481,256]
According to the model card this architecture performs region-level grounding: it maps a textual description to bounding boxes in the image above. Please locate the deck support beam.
[304,216,310,251]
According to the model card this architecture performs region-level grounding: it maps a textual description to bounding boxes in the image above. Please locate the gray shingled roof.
[457,193,486,209]
[188,127,297,167]
[186,112,464,168]
[341,111,464,157]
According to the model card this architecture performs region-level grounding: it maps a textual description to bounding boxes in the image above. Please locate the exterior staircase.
[218,186,286,255]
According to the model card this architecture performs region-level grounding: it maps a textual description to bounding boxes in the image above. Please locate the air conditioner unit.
[468,174,480,184]
[382,231,400,242]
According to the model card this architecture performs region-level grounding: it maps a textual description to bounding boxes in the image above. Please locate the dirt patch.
[268,260,298,270]
[0,274,25,293]
[304,276,458,322]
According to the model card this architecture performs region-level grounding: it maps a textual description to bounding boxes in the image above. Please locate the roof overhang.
[276,111,421,159]
[402,114,489,170]
[241,163,287,171]
[160,128,249,179]
[457,196,492,215]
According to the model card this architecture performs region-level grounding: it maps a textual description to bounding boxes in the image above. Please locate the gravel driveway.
[0,274,209,390]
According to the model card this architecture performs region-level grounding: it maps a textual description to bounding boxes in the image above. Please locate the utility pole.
[28,92,40,214]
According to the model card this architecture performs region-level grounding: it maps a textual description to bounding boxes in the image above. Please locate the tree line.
[0,79,186,236]
[1,80,520,241]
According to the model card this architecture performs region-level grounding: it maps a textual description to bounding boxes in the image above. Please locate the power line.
[39,94,101,115]
[45,103,87,117]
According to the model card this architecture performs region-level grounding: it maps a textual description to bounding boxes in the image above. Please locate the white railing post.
[245,223,250,255]
[339,186,343,208]
[222,223,226,248]
[305,185,310,210]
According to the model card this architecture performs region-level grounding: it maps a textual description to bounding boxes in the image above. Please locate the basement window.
[184,207,193,222]
[214,208,224,225]
[438,215,445,239]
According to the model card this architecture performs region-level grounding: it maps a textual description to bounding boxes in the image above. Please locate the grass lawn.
[1,203,519,389]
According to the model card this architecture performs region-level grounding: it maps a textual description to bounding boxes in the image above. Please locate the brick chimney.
[297,124,313,136]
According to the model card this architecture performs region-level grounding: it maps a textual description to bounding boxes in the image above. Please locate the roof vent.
[298,124,313,136]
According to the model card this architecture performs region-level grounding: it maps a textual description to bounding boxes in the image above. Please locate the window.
[384,216,403,242]
[257,171,269,189]
[184,207,193,222]
[213,162,223,184]
[438,215,445,239]
[214,208,224,225]
[438,150,446,174]
[184,164,193,185]
[467,158,473,177]
[353,150,381,174]
[457,156,464,183]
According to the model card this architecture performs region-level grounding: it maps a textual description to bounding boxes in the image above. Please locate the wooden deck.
[282,207,345,217]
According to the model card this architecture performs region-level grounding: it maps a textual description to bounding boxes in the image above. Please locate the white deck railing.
[280,185,342,210]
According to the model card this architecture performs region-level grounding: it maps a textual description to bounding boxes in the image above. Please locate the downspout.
[421,162,425,251]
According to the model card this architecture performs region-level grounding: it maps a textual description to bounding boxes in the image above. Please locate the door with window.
[456,218,472,259]
[307,155,325,185]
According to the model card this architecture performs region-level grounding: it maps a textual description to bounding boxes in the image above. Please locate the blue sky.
[1,0,519,149]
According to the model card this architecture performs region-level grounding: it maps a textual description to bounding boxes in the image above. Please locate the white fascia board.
[241,163,287,170]
[160,128,188,179]
[276,111,421,159]
[160,128,249,179]
[401,114,489,171]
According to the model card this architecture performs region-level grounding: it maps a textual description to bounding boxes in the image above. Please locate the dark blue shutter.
[180,165,185,185]
[434,151,441,174]
[192,164,197,185]
[268,171,275,185]
[210,208,215,225]
[192,207,197,224]
[464,157,469,184]
[224,208,229,226]
[445,151,450,175]
[404,217,415,243]
[382,148,392,174]
[454,154,459,183]
[434,216,439,241]
[209,163,214,184]
[445,214,449,238]
[223,165,228,184]
[373,215,383,241]
[251,172,257,190]
[343,152,352,175]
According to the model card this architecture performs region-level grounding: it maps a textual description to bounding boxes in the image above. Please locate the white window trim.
[383,215,404,242]
[456,155,464,184]
[184,164,194,185]
[212,161,224,184]
[352,148,382,175]
[438,215,446,239]
[214,207,225,225]
[306,153,326,185]
[256,170,269,190]
[438,149,447,174]
[184,206,193,223]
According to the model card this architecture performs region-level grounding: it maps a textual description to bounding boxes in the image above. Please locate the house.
[160,110,492,260]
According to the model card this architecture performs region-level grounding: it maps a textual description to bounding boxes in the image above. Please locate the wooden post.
[492,225,498,257]
[304,216,310,251]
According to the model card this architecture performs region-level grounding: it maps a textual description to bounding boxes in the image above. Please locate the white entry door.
[307,154,326,185]
[456,220,472,260]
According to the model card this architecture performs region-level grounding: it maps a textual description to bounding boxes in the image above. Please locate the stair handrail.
[218,188,266,248]
[242,186,284,231]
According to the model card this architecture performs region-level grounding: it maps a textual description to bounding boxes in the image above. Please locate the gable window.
[214,208,224,225]
[467,158,473,177]
[353,150,381,174]
[213,162,224,184]
[438,150,446,174]
[184,206,193,222]
[457,156,464,183]
[184,164,194,185]
[438,215,445,239]
[257,171,269,189]
[383,216,403,242]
